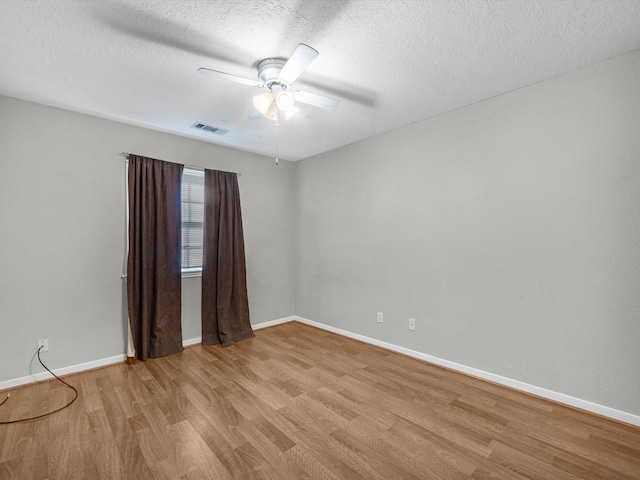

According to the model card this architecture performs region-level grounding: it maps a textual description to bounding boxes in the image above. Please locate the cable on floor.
[0,346,79,424]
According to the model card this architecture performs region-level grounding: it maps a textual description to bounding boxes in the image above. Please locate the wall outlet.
[37,339,49,352]
[409,318,416,331]
[377,312,383,323]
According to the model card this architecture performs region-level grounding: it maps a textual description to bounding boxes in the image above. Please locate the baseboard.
[4,316,638,427]
[183,337,202,347]
[0,316,297,392]
[293,316,640,428]
[0,354,126,392]
[252,316,297,330]
[181,316,295,347]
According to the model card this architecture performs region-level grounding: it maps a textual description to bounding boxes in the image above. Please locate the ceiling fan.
[198,43,339,121]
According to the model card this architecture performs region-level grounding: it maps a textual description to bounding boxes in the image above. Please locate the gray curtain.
[202,169,253,346]
[127,155,184,360]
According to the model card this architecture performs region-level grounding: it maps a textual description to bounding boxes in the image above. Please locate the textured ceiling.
[1,0,640,161]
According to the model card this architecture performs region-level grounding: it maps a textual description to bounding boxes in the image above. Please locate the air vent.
[191,122,229,135]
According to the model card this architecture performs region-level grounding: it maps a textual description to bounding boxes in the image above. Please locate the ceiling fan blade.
[278,44,318,85]
[198,67,262,87]
[294,90,340,110]
[248,109,264,120]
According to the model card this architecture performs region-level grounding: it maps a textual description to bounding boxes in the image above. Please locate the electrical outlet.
[37,339,49,352]
[377,312,383,323]
[409,318,416,331]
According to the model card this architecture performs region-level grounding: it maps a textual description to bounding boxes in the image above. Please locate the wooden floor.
[1,322,639,479]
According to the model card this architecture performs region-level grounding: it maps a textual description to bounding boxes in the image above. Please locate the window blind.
[181,168,204,271]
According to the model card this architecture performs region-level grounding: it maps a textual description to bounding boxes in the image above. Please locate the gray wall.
[2,50,639,418]
[0,96,296,382]
[295,51,640,416]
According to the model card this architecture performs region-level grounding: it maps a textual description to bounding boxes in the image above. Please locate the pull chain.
[275,113,280,165]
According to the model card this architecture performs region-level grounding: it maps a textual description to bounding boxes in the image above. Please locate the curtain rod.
[119,152,241,176]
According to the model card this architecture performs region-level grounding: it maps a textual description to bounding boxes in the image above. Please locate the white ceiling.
[2,1,640,161]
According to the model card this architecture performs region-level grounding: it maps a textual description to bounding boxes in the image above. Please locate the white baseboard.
[181,316,295,347]
[252,316,297,330]
[183,337,202,347]
[293,316,640,428]
[0,354,126,392]
[0,317,294,392]
[4,316,638,427]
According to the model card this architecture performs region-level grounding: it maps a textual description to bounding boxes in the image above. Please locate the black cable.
[0,346,79,424]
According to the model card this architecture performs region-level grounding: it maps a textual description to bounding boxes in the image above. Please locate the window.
[181,168,204,273]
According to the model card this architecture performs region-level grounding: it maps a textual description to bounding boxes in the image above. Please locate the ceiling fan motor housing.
[257,58,288,88]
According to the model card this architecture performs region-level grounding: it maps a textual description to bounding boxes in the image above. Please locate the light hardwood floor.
[1,321,639,479]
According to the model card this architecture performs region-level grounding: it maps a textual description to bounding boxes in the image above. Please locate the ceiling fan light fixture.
[264,101,278,121]
[275,89,295,112]
[253,92,273,114]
